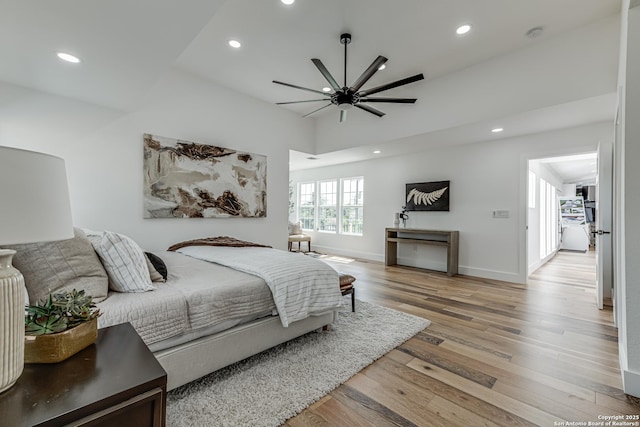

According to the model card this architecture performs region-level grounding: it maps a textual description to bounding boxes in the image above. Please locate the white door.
[596,141,613,309]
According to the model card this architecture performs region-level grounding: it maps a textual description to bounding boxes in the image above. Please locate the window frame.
[539,178,558,259]
[317,179,338,233]
[340,177,364,236]
[298,181,316,232]
[295,176,364,237]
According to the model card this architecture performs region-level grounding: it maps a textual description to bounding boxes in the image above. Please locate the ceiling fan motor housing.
[332,90,359,108]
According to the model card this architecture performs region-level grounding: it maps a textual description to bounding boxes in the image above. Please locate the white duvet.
[176,246,342,327]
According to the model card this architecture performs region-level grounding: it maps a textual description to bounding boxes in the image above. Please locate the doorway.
[526,151,612,307]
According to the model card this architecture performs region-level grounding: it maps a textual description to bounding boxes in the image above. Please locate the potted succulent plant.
[24,289,101,363]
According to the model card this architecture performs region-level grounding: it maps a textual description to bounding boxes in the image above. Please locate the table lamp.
[0,146,74,393]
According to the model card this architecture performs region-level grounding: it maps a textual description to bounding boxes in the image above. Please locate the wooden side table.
[0,322,167,427]
[385,228,459,276]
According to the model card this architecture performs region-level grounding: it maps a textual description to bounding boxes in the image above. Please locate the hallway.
[529,249,596,290]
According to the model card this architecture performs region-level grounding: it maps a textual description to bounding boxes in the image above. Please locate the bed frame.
[154,310,338,390]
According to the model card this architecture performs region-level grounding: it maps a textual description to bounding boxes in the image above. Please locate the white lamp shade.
[0,146,74,245]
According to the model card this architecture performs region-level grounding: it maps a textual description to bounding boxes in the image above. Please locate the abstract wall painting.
[405,181,450,211]
[143,133,267,218]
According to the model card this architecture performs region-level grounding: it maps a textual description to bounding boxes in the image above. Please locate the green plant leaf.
[25,314,68,335]
[24,288,99,336]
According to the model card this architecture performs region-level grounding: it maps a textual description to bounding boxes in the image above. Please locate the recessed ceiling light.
[373,150,381,154]
[228,40,242,49]
[378,64,386,71]
[56,52,81,63]
[281,0,295,4]
[322,87,332,92]
[491,127,504,133]
[456,24,471,35]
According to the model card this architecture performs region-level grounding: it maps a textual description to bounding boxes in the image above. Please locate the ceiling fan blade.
[273,80,330,96]
[276,99,329,105]
[358,73,424,97]
[359,97,417,103]
[349,56,388,92]
[311,59,341,91]
[355,104,385,117]
[302,103,333,118]
[340,110,347,122]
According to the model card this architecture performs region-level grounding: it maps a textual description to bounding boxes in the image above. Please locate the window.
[539,178,558,259]
[296,176,364,236]
[318,180,337,232]
[539,178,547,259]
[341,177,364,235]
[550,182,558,252]
[298,182,315,231]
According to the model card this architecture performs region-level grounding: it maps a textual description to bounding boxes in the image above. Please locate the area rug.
[166,299,430,427]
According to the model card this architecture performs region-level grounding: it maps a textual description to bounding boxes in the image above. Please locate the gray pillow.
[7,228,109,304]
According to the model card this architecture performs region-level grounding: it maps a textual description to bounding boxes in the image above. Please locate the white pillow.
[288,221,302,235]
[93,231,155,293]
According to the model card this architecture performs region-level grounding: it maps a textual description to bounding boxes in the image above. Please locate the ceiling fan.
[273,33,424,122]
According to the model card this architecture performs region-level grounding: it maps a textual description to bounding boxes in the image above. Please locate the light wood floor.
[285,252,639,426]
[530,249,597,290]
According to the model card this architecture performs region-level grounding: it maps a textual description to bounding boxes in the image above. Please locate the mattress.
[98,251,277,349]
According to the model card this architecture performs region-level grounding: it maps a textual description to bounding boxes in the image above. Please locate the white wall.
[0,69,315,252]
[526,161,565,275]
[291,122,612,284]
[617,0,640,397]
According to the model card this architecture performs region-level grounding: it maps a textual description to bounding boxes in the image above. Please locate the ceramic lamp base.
[0,249,25,393]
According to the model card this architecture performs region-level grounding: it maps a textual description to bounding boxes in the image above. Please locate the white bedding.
[177,246,342,327]
[98,251,277,347]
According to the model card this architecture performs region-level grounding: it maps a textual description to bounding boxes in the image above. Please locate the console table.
[385,228,459,276]
[0,322,167,427]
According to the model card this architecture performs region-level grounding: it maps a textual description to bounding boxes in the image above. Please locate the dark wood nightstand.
[0,322,167,427]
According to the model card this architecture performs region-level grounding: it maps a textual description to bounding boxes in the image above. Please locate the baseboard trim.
[458,266,523,284]
[618,345,640,397]
[311,245,384,263]
[312,246,523,283]
[623,369,640,398]
[528,251,557,276]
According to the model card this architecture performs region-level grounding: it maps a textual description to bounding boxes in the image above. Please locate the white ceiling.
[0,0,227,111]
[0,0,621,178]
[539,152,599,185]
[176,0,618,115]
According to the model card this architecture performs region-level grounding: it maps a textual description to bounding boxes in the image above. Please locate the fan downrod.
[340,33,351,88]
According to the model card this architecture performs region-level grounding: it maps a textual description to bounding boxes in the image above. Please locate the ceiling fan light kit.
[273,33,424,122]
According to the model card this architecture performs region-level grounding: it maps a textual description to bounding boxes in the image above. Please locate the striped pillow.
[94,231,155,293]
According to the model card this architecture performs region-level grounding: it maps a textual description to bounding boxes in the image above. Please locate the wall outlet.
[493,210,510,219]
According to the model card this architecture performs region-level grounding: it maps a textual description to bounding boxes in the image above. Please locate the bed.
[97,243,343,390]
